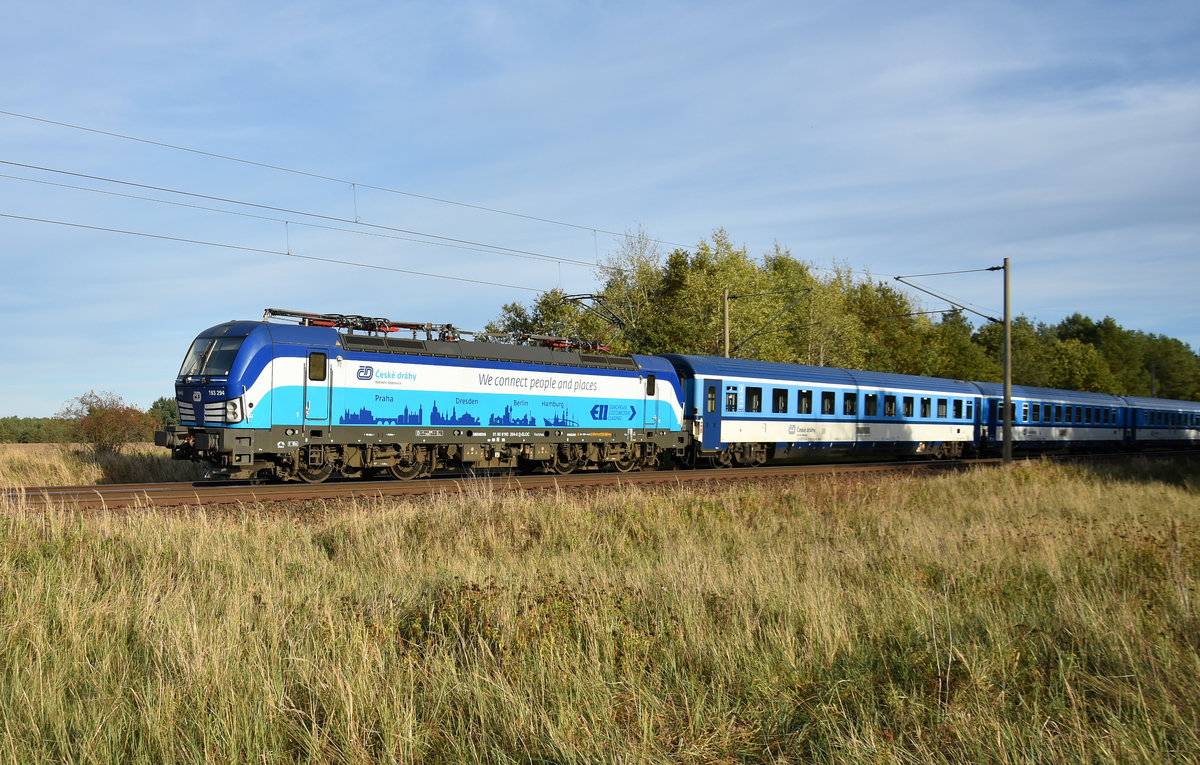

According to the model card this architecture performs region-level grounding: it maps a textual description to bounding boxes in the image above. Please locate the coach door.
[701,378,723,450]
[303,349,331,427]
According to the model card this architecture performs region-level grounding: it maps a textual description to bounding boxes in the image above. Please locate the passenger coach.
[661,355,978,464]
[972,382,1127,452]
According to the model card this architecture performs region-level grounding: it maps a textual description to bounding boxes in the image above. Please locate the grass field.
[1,458,1197,763]
[0,442,205,487]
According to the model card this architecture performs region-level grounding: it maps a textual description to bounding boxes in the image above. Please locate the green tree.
[926,310,1000,382]
[148,396,179,428]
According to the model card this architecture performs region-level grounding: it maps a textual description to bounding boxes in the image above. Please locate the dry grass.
[0,442,204,487]
[0,458,1197,763]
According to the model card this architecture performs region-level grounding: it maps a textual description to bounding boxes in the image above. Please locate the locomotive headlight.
[225,398,243,423]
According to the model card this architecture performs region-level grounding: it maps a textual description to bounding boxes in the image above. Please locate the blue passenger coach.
[972,382,1127,451]
[1123,396,1200,448]
[661,355,978,464]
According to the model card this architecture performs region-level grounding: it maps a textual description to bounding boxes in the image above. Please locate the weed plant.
[0,459,1197,763]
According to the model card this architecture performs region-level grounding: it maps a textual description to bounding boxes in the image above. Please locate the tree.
[57,391,155,456]
[926,310,1000,382]
[148,396,179,428]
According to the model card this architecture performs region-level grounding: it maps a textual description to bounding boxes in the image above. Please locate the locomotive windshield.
[179,334,246,378]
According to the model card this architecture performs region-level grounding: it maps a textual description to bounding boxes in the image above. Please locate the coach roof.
[660,354,978,395]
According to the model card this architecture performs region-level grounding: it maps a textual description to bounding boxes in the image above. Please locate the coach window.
[308,352,327,382]
[843,392,857,416]
[1101,408,1108,425]
[798,390,812,414]
[966,402,974,419]
[864,394,878,417]
[706,385,717,413]
[920,398,931,418]
[938,399,948,419]
[822,391,836,415]
[953,399,963,419]
[1065,407,1073,424]
[746,387,762,413]
[772,388,788,414]
[1075,407,1083,423]
[725,388,738,413]
[1054,405,1062,423]
[1085,408,1092,424]
[1031,404,1040,423]
[903,396,914,418]
[884,395,897,417]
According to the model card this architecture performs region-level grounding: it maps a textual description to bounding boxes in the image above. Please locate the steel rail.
[2,452,1192,511]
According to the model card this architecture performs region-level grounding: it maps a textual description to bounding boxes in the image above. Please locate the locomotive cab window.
[179,334,247,378]
[308,352,327,382]
[646,375,656,396]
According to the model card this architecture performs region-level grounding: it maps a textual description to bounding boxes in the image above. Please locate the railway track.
[3,459,984,510]
[5,451,1192,511]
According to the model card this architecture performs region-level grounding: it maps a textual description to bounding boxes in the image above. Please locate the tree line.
[0,394,178,448]
[489,229,1200,401]
[5,229,1196,449]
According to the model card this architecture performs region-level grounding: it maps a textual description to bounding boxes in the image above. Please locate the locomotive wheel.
[389,461,423,480]
[612,452,638,473]
[296,464,334,484]
[550,444,580,474]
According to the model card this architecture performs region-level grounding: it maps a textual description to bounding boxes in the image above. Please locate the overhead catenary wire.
[0,211,542,292]
[0,159,608,270]
[0,108,696,250]
[0,170,606,267]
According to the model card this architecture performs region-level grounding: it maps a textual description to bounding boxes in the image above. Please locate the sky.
[1,1,1198,416]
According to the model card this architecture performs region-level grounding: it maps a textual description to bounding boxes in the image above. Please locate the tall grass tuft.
[1,458,1197,762]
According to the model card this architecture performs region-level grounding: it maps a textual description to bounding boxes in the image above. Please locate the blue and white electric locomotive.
[157,309,686,481]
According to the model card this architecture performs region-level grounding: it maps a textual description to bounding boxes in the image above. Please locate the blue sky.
[2,1,1197,416]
